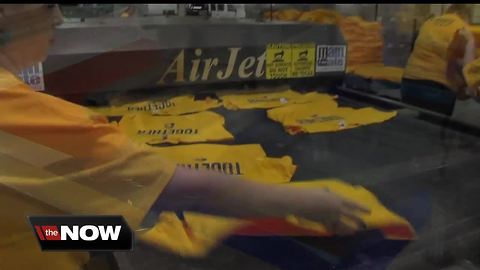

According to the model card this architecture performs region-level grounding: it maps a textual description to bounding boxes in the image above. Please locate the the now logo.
[29,216,133,251]
[34,225,121,241]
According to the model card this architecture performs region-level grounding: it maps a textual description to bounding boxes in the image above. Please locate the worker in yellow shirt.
[402,4,476,116]
[0,5,369,270]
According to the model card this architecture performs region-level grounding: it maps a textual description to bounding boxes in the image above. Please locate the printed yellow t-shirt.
[267,101,397,135]
[119,111,234,145]
[153,144,296,184]
[219,89,336,110]
[404,13,469,91]
[139,179,415,258]
[0,67,176,270]
[90,95,221,116]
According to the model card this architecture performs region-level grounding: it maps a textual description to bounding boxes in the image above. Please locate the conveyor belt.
[114,88,480,270]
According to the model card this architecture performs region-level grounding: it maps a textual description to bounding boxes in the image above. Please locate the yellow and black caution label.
[291,43,315,78]
[266,43,292,79]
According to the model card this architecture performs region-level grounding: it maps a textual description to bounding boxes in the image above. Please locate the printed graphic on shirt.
[267,101,396,135]
[119,111,234,145]
[180,158,244,176]
[266,43,292,79]
[291,43,316,78]
[296,114,347,128]
[219,89,337,110]
[316,45,346,72]
[88,95,221,116]
[153,144,296,184]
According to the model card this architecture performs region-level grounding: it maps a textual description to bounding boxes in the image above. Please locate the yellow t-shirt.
[404,13,468,90]
[153,144,296,184]
[118,111,234,145]
[347,63,404,83]
[296,8,342,24]
[90,95,221,116]
[0,68,176,269]
[219,89,336,110]
[139,179,415,258]
[267,101,397,135]
[264,9,302,21]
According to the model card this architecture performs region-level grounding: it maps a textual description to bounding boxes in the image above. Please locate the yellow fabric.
[404,13,468,90]
[339,16,384,67]
[139,212,245,257]
[347,64,404,83]
[89,95,221,117]
[463,57,480,87]
[0,70,132,166]
[284,180,413,238]
[0,149,176,269]
[139,179,414,258]
[118,111,234,145]
[296,9,342,25]
[267,101,397,135]
[0,67,177,269]
[219,90,336,110]
[263,9,302,21]
[153,144,296,184]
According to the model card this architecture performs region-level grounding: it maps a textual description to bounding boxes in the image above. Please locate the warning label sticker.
[316,45,346,72]
[266,43,292,79]
[291,43,315,78]
[18,62,45,91]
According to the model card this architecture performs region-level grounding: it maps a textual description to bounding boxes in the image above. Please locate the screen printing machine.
[31,17,480,270]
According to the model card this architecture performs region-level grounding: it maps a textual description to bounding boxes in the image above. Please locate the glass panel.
[3,4,480,270]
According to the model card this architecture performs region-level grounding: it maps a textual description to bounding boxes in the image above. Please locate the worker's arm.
[446,28,475,99]
[462,28,476,66]
[154,166,370,235]
[464,58,480,98]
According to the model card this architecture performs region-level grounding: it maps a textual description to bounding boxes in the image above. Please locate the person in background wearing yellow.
[401,4,476,116]
[0,5,369,270]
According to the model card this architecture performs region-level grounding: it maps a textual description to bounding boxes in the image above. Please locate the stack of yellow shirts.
[296,8,342,25]
[89,95,221,117]
[153,144,296,184]
[263,8,302,21]
[118,111,234,145]
[347,64,404,83]
[267,100,397,135]
[339,16,384,67]
[138,179,415,257]
[219,89,337,110]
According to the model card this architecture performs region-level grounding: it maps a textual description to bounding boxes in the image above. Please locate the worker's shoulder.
[429,13,467,28]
